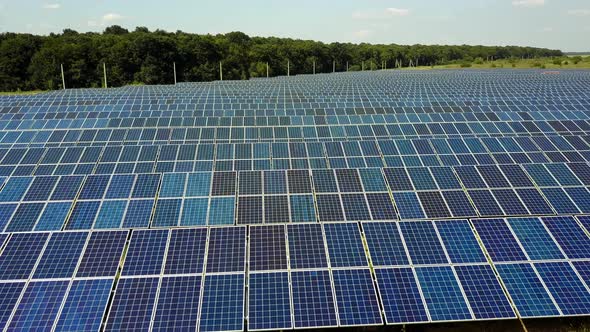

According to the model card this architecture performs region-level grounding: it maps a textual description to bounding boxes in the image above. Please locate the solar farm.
[1,69,590,331]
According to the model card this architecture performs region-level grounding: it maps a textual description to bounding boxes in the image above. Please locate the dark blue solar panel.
[495,263,560,317]
[288,223,328,269]
[199,274,244,332]
[131,174,161,198]
[249,225,287,271]
[383,168,413,191]
[105,277,159,332]
[454,264,515,319]
[0,232,48,280]
[341,194,371,220]
[33,231,88,279]
[471,218,528,262]
[8,280,69,331]
[375,267,428,324]
[55,278,114,332]
[393,192,425,219]
[291,270,338,328]
[415,266,472,321]
[316,194,344,221]
[122,199,154,228]
[435,220,487,263]
[105,175,135,199]
[122,229,168,276]
[363,222,409,266]
[152,275,201,332]
[399,221,448,265]
[324,223,367,268]
[248,272,292,331]
[76,230,128,278]
[164,228,207,275]
[468,190,504,216]
[332,269,382,326]
[0,282,25,330]
[535,261,590,315]
[542,216,590,259]
[506,217,565,260]
[515,188,555,215]
[206,227,246,273]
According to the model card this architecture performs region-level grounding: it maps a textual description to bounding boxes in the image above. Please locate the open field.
[404,56,590,70]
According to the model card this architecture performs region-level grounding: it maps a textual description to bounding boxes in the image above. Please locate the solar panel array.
[1,69,590,331]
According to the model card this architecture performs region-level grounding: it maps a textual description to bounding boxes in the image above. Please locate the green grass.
[0,90,45,96]
[401,56,590,70]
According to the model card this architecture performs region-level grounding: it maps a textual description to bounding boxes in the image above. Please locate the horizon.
[0,0,588,52]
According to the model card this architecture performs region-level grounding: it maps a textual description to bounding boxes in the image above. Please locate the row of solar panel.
[2,117,590,142]
[1,217,590,330]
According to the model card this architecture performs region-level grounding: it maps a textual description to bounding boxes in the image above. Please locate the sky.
[0,0,589,52]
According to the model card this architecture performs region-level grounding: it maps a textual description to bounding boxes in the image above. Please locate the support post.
[287,60,290,77]
[346,61,349,72]
[266,62,269,78]
[362,61,364,71]
[61,64,66,90]
[333,60,335,73]
[173,62,177,85]
[219,62,223,81]
[103,63,108,88]
[313,60,315,75]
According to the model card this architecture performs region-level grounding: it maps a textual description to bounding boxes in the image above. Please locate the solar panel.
[199,274,245,332]
[105,277,159,331]
[54,278,114,332]
[415,266,473,321]
[287,223,328,269]
[363,222,409,266]
[249,225,287,271]
[76,230,128,278]
[0,282,25,330]
[152,275,201,331]
[7,280,69,331]
[122,229,168,276]
[534,261,590,315]
[324,222,368,268]
[471,218,528,262]
[33,231,88,279]
[332,269,382,326]
[399,221,448,265]
[206,227,246,273]
[291,270,338,328]
[0,232,48,280]
[164,228,207,275]
[435,220,486,263]
[248,272,292,331]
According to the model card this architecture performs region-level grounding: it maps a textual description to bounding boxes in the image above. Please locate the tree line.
[0,26,563,91]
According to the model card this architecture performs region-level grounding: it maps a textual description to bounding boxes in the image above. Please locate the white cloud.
[512,0,544,7]
[567,9,590,16]
[42,3,61,9]
[385,8,410,16]
[88,13,127,28]
[353,8,410,20]
[542,27,553,32]
[353,29,372,38]
[102,13,125,23]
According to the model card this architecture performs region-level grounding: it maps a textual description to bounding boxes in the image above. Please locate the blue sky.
[0,0,588,51]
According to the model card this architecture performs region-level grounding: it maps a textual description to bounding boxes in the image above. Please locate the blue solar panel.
[54,278,114,332]
[0,282,25,330]
[105,277,159,332]
[506,217,565,260]
[332,269,382,326]
[199,274,245,332]
[248,272,292,331]
[206,227,246,273]
[454,264,515,319]
[122,229,168,276]
[392,192,425,219]
[288,223,328,269]
[495,263,560,317]
[76,230,128,278]
[363,222,409,266]
[0,232,48,280]
[249,225,287,271]
[535,261,590,315]
[375,267,428,324]
[33,231,88,279]
[471,219,528,262]
[542,216,590,259]
[291,270,338,328]
[415,266,472,321]
[7,280,69,331]
[152,275,201,331]
[164,228,207,275]
[399,221,448,265]
[435,220,487,263]
[324,223,368,268]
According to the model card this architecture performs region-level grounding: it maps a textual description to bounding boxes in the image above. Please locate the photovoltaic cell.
[76,230,128,278]
[534,261,590,315]
[363,222,409,266]
[206,227,246,273]
[399,221,448,265]
[506,217,565,260]
[0,232,48,280]
[287,223,328,269]
[471,219,528,262]
[122,229,168,276]
[415,266,472,321]
[324,223,368,268]
[249,225,287,271]
[164,228,207,275]
[542,216,590,259]
[33,231,88,279]
[7,280,69,331]
[0,282,25,330]
[152,275,201,332]
[435,220,487,263]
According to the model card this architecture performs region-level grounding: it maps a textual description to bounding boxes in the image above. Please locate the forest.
[0,26,563,91]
